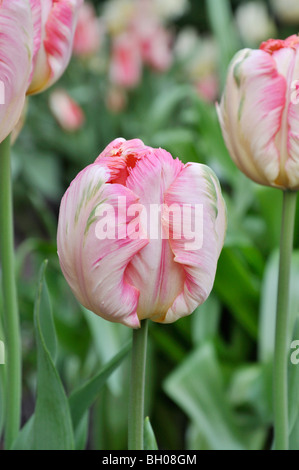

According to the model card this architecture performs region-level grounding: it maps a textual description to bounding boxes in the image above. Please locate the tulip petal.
[0,0,33,143]
[28,0,83,94]
[57,163,149,328]
[283,46,299,189]
[124,149,186,322]
[217,48,286,188]
[28,0,42,70]
[162,163,226,324]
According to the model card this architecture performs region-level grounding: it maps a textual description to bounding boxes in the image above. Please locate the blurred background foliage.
[1,0,299,450]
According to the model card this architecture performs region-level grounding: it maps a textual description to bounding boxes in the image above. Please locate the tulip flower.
[27,0,83,95]
[73,2,102,58]
[109,33,142,89]
[57,138,226,328]
[49,89,85,131]
[235,2,276,47]
[0,0,33,144]
[271,0,299,24]
[217,34,299,190]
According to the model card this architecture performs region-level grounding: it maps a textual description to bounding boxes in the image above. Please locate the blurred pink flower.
[49,89,85,132]
[109,32,142,88]
[135,21,173,72]
[217,34,299,190]
[57,138,226,328]
[73,2,102,57]
[196,74,219,103]
[0,0,33,143]
[28,0,83,95]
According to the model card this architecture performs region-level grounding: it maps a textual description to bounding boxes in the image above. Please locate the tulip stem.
[0,136,21,449]
[274,190,297,451]
[128,319,148,450]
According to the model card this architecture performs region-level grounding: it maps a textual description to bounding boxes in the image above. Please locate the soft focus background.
[2,0,299,450]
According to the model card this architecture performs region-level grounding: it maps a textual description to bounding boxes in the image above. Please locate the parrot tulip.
[217,34,299,190]
[28,0,83,95]
[49,89,85,131]
[57,139,226,328]
[0,0,34,144]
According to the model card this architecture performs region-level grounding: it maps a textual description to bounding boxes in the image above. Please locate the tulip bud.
[217,35,299,190]
[57,139,226,328]
[27,0,83,95]
[49,89,85,132]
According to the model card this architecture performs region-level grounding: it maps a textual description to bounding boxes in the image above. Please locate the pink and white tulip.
[73,2,102,58]
[28,0,83,95]
[217,35,299,190]
[0,0,34,143]
[109,33,142,89]
[49,89,85,131]
[57,139,226,328]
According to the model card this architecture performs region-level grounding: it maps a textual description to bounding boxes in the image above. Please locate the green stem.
[274,190,297,451]
[0,136,21,449]
[128,320,148,450]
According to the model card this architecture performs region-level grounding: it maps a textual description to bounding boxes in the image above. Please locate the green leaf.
[191,295,220,346]
[82,307,130,395]
[214,247,260,338]
[74,412,89,451]
[144,417,158,450]
[33,261,74,450]
[11,417,34,451]
[255,187,283,251]
[69,340,131,430]
[259,251,299,363]
[164,343,246,450]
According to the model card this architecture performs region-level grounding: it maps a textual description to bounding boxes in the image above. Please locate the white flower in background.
[102,0,135,35]
[153,0,189,20]
[271,0,299,23]
[176,33,220,102]
[235,2,276,47]
[187,37,219,82]
[174,27,199,62]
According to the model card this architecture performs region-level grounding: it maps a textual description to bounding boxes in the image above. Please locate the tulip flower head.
[57,139,226,328]
[0,0,34,143]
[28,0,83,95]
[73,2,102,58]
[217,34,299,190]
[49,89,85,131]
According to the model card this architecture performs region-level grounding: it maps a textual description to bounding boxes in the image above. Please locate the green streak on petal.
[238,95,245,122]
[74,179,105,226]
[233,51,250,88]
[84,197,108,239]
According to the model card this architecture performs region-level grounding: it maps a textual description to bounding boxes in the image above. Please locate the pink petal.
[217,48,286,187]
[57,163,149,328]
[272,44,299,189]
[49,88,85,131]
[109,32,142,89]
[28,0,82,94]
[124,149,186,322]
[162,163,226,324]
[0,0,33,143]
